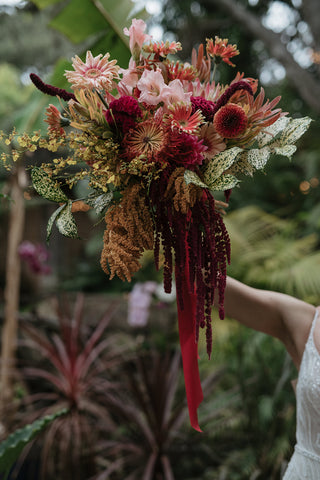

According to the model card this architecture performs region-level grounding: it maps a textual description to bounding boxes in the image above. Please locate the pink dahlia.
[213,103,248,139]
[105,96,143,133]
[65,51,119,91]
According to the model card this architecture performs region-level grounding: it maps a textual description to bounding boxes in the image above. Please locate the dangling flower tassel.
[30,73,76,102]
[150,171,230,430]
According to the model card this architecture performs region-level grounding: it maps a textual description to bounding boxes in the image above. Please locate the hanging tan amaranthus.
[100,183,154,281]
[164,167,203,214]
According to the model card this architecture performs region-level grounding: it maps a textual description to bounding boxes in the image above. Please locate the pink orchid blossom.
[123,19,152,60]
[127,281,158,327]
[137,69,167,106]
[18,241,51,275]
[162,79,192,109]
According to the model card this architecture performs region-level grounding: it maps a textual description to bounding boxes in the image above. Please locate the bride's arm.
[221,277,316,368]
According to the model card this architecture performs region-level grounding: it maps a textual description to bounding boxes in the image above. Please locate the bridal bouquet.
[2,19,311,430]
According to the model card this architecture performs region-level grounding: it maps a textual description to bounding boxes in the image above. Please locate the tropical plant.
[0,409,67,480]
[224,205,320,302]
[17,294,124,480]
[93,346,227,480]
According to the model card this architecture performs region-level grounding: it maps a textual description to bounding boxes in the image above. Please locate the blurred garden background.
[0,0,320,478]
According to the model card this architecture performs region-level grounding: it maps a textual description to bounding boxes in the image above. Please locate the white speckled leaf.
[256,117,290,147]
[55,201,79,239]
[184,170,208,188]
[278,117,312,146]
[46,204,66,242]
[31,167,68,203]
[244,147,271,169]
[272,145,297,157]
[86,191,114,214]
[203,147,242,186]
[209,174,239,192]
[227,156,255,176]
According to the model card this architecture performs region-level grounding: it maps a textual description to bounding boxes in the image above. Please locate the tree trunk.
[0,166,26,425]
[203,0,320,114]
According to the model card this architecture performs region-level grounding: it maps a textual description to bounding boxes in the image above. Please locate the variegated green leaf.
[272,145,297,157]
[46,203,67,242]
[86,191,114,214]
[184,170,208,189]
[256,117,290,147]
[278,116,312,146]
[226,156,255,177]
[209,174,239,192]
[243,147,271,170]
[204,147,242,185]
[31,167,69,203]
[56,201,79,239]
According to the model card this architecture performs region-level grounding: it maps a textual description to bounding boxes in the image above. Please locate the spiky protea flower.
[65,51,119,91]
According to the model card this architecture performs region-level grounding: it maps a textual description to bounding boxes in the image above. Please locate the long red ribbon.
[176,272,203,432]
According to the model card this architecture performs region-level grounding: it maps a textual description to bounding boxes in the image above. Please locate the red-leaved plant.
[18,294,123,480]
[93,347,224,480]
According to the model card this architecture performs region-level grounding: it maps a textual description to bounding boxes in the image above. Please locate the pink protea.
[65,51,119,91]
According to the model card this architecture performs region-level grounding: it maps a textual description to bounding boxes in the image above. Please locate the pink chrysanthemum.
[44,104,65,137]
[213,103,248,139]
[65,51,119,91]
[199,123,226,159]
[163,130,206,167]
[191,96,216,122]
[168,103,203,133]
[123,120,166,160]
[105,96,143,133]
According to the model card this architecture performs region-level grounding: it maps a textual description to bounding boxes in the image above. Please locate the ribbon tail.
[176,273,203,432]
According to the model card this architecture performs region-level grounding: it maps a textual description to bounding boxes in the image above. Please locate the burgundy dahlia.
[164,130,207,167]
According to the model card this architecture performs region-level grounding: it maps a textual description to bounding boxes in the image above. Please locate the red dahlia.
[213,103,248,139]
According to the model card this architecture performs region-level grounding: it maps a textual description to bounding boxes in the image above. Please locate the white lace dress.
[283,309,320,479]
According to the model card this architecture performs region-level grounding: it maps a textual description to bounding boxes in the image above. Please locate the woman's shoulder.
[280,298,317,369]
